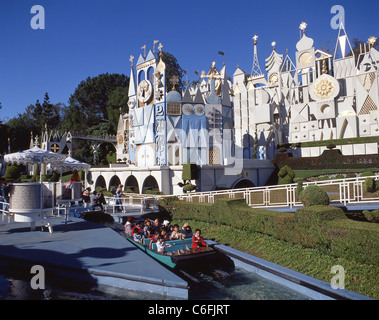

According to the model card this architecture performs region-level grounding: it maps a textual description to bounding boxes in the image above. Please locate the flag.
[218,51,224,56]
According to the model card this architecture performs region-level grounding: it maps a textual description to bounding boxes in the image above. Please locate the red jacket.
[192,235,207,249]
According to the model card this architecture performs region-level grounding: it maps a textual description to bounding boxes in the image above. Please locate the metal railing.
[175,175,379,209]
[104,195,159,216]
[0,200,13,224]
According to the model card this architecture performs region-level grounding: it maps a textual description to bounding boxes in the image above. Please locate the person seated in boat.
[124,216,134,236]
[168,224,175,236]
[131,221,143,236]
[170,224,186,240]
[181,222,189,233]
[149,230,160,249]
[152,218,161,232]
[143,219,152,236]
[144,227,154,238]
[183,225,193,238]
[133,229,144,244]
[160,227,171,241]
[192,229,208,251]
[156,235,175,254]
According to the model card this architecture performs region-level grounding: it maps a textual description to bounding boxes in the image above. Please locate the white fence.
[0,200,13,224]
[175,176,379,209]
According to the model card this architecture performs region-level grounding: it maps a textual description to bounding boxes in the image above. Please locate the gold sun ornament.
[314,78,335,100]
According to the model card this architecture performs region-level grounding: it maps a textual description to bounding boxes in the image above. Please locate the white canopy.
[4,146,66,166]
[51,155,91,173]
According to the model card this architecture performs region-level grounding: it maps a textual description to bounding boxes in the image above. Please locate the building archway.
[109,175,121,191]
[233,179,255,189]
[142,175,159,194]
[95,175,106,191]
[125,175,139,194]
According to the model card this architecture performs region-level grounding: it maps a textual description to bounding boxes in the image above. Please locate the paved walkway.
[0,217,188,299]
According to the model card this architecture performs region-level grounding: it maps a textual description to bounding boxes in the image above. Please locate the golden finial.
[368,36,377,48]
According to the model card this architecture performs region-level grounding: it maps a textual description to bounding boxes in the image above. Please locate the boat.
[125,235,224,270]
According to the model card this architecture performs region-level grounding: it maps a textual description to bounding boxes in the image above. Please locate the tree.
[66,73,129,132]
[0,102,3,124]
[161,51,185,93]
[348,38,379,64]
[107,86,129,133]
[25,93,62,132]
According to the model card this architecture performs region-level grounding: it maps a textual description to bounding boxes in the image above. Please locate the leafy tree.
[107,86,129,133]
[6,113,39,152]
[348,38,379,64]
[161,51,185,93]
[65,73,129,132]
[25,93,62,132]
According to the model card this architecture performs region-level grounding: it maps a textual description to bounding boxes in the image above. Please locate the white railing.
[175,175,379,209]
[0,200,13,224]
[105,195,159,216]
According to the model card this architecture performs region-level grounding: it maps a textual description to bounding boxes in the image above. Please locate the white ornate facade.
[89,23,378,195]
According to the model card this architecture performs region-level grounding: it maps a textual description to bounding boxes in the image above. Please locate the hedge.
[158,198,379,265]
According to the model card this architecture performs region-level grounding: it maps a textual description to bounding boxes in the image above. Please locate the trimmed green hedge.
[299,185,330,207]
[158,198,379,265]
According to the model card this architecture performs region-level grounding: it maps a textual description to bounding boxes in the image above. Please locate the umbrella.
[4,146,66,166]
[3,145,67,215]
[51,155,91,173]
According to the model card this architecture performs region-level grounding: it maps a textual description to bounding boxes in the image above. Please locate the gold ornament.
[314,78,335,99]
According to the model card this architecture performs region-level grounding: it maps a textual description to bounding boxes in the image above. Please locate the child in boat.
[156,235,175,254]
[133,230,144,244]
[124,216,135,236]
[131,221,143,236]
[160,228,171,241]
[192,229,208,249]
[143,219,151,236]
[170,224,186,240]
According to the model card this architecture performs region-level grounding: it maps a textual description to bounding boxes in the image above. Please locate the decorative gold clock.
[298,52,313,67]
[137,80,153,103]
[269,73,279,85]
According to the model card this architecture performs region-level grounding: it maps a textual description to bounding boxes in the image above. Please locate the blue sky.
[0,0,378,121]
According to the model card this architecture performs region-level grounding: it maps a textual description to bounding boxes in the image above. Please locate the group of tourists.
[82,187,106,211]
[124,217,208,253]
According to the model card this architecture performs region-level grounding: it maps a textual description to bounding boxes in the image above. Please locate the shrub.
[183,184,197,193]
[3,164,22,180]
[361,171,375,177]
[278,165,295,185]
[363,209,379,223]
[295,181,304,198]
[299,185,330,207]
[364,177,376,193]
[295,205,345,224]
[51,171,60,182]
[31,164,40,182]
[182,163,199,181]
[346,173,356,179]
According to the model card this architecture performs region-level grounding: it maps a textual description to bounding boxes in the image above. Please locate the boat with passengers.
[125,234,219,269]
